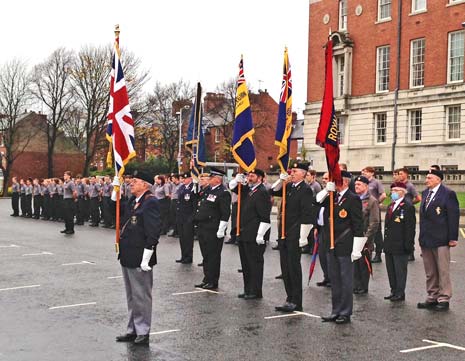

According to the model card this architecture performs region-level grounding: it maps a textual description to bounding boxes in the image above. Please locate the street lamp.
[176,105,190,174]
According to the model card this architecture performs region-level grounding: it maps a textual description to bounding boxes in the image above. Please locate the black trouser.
[90,197,100,225]
[82,198,90,221]
[76,197,85,224]
[353,257,370,291]
[278,237,302,308]
[318,228,330,282]
[49,195,58,220]
[20,194,26,215]
[25,194,32,216]
[158,198,170,234]
[63,198,75,231]
[374,217,384,254]
[56,195,64,220]
[42,194,50,219]
[197,225,223,285]
[168,199,178,233]
[99,199,104,222]
[103,196,113,226]
[11,192,19,215]
[230,202,238,240]
[33,195,43,218]
[177,218,194,261]
[327,251,353,317]
[239,239,266,297]
[385,253,408,297]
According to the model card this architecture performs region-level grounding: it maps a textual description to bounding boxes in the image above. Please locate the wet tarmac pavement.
[1,198,465,361]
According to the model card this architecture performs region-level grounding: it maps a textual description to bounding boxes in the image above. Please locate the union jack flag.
[106,27,136,179]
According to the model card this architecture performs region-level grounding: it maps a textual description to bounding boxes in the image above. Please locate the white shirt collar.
[135,194,144,203]
[429,183,441,194]
[292,180,303,187]
[392,196,404,211]
[338,188,349,199]
[211,184,220,190]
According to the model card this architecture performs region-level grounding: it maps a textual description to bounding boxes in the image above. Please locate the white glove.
[140,248,154,271]
[216,220,228,238]
[351,236,367,262]
[256,222,271,245]
[271,178,283,191]
[299,224,313,247]
[326,182,336,192]
[112,177,121,187]
[279,173,289,181]
[192,177,198,184]
[111,189,119,202]
[316,189,329,203]
[229,174,246,190]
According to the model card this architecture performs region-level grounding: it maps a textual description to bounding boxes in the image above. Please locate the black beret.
[130,169,154,185]
[248,168,265,178]
[181,172,191,179]
[391,182,407,190]
[341,170,352,179]
[290,162,309,171]
[209,167,226,177]
[355,175,369,184]
[428,169,444,180]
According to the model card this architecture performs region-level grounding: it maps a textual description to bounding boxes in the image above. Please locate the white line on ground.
[107,276,123,279]
[49,302,96,310]
[172,290,209,296]
[294,311,322,319]
[149,329,180,335]
[451,260,457,263]
[460,228,465,238]
[22,252,53,256]
[0,284,40,292]
[400,339,465,353]
[0,244,20,248]
[265,311,321,320]
[61,261,95,266]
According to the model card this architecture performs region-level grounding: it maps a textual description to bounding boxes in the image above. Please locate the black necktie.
[424,190,434,209]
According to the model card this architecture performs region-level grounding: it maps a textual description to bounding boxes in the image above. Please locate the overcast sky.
[1,0,309,116]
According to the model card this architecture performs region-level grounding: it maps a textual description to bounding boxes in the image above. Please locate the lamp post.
[177,105,190,174]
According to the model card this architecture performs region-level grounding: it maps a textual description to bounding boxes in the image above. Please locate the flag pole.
[281,181,286,239]
[236,167,242,237]
[114,24,121,254]
[329,187,335,250]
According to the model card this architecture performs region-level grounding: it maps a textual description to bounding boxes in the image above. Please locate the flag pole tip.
[114,24,120,34]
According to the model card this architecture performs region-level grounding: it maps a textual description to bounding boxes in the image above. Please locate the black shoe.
[325,282,332,288]
[238,293,246,298]
[384,294,394,300]
[175,259,183,263]
[301,246,311,254]
[110,225,116,229]
[390,295,405,302]
[275,274,283,279]
[371,254,382,263]
[417,301,438,309]
[316,280,330,287]
[275,303,300,312]
[202,283,218,290]
[321,315,338,323]
[335,316,351,324]
[434,302,449,311]
[224,238,236,244]
[60,229,67,233]
[134,335,149,345]
[167,229,175,237]
[271,245,279,250]
[408,253,415,261]
[244,294,260,300]
[197,262,203,267]
[357,289,368,294]
[10,214,19,217]
[195,282,207,288]
[237,269,243,273]
[64,230,75,235]
[116,333,137,342]
[181,259,192,264]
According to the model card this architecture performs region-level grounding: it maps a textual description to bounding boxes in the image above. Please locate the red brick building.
[305,0,465,172]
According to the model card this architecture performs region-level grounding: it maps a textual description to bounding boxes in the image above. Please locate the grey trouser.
[327,251,353,317]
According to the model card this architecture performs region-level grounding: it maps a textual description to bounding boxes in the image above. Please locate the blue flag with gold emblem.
[231,56,257,172]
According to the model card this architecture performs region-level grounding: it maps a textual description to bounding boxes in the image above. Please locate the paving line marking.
[22,252,53,256]
[0,284,40,292]
[294,311,322,319]
[49,302,96,310]
[172,290,209,296]
[400,339,465,353]
[451,260,457,263]
[0,244,20,248]
[460,228,465,238]
[61,261,95,266]
[149,329,180,335]
[265,311,321,320]
[107,276,123,279]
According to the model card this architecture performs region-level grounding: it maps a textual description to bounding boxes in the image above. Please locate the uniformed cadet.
[167,174,182,237]
[229,169,272,299]
[175,172,198,264]
[19,178,26,216]
[315,172,331,288]
[10,177,20,217]
[194,167,231,290]
[383,182,416,302]
[24,178,33,218]
[353,175,380,294]
[48,179,58,221]
[56,179,64,220]
[88,177,101,226]
[152,175,170,235]
[41,179,50,220]
[116,169,161,346]
[271,163,316,313]
[195,173,211,267]
[82,178,91,223]
[61,171,76,235]
[32,178,43,219]
[102,176,115,228]
[75,177,85,225]
[319,170,365,325]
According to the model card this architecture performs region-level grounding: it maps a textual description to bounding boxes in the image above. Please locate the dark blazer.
[236,183,272,242]
[176,182,198,220]
[272,181,316,241]
[419,184,460,248]
[383,200,416,255]
[322,189,364,256]
[119,191,161,268]
[194,184,231,229]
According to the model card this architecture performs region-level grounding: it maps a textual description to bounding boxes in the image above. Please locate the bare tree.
[67,44,149,176]
[145,80,195,171]
[0,59,33,195]
[31,48,75,177]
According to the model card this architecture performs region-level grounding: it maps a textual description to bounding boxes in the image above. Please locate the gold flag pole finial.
[114,24,120,37]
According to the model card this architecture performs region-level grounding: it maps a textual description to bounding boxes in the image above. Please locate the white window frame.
[339,0,348,31]
[409,109,422,143]
[378,0,392,22]
[376,46,390,93]
[446,105,461,140]
[374,112,387,144]
[410,38,425,88]
[447,30,464,84]
[214,127,220,143]
[337,115,346,145]
[411,0,427,13]
[335,54,345,97]
[214,150,219,162]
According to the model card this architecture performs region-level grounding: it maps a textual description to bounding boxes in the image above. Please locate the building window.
[214,128,220,143]
[375,112,387,144]
[447,105,461,140]
[214,150,219,162]
[410,38,425,88]
[378,0,391,21]
[339,0,347,31]
[412,0,426,12]
[335,55,345,97]
[337,115,346,145]
[442,165,459,181]
[409,109,422,142]
[405,166,420,180]
[376,46,390,92]
[448,31,464,83]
